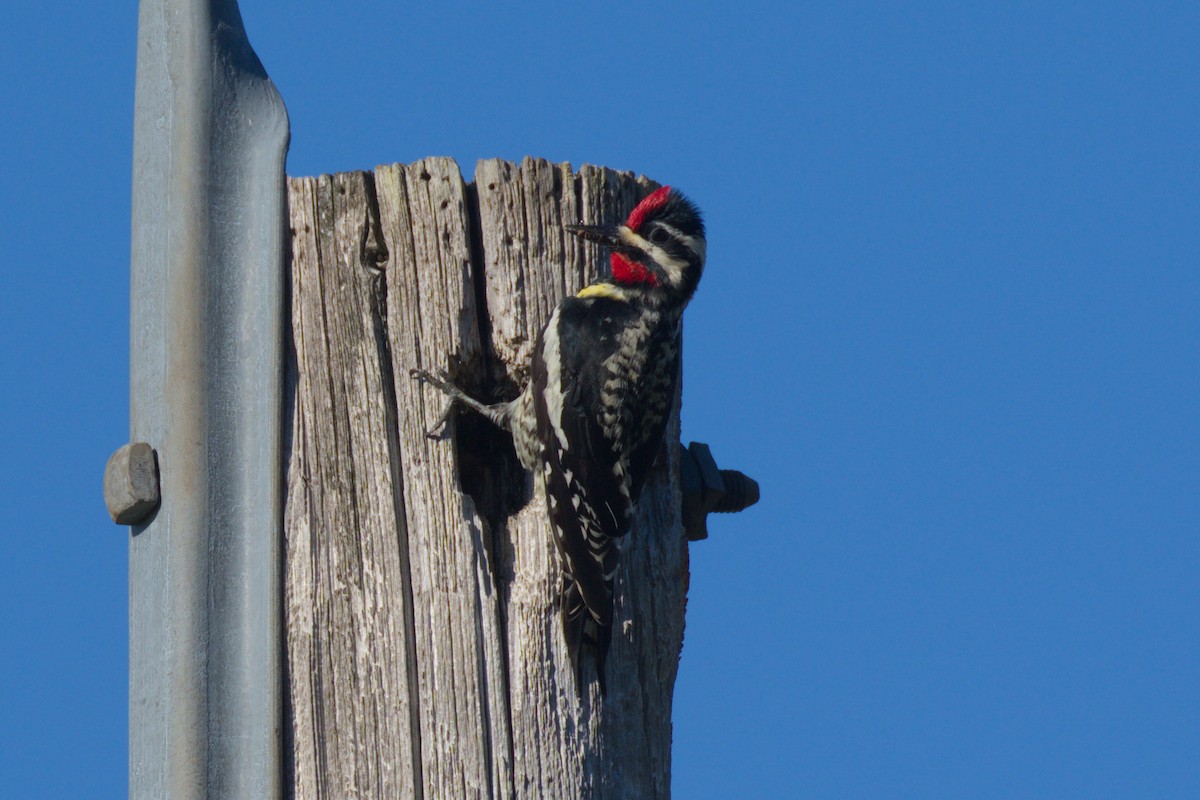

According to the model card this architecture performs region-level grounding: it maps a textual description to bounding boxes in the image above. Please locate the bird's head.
[566,186,706,304]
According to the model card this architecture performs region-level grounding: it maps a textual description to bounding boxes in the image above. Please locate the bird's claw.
[422,403,458,440]
[410,368,457,439]
[410,367,452,392]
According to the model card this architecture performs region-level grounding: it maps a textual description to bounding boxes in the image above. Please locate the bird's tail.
[561,579,611,696]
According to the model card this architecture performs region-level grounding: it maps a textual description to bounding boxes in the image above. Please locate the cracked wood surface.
[285,157,689,800]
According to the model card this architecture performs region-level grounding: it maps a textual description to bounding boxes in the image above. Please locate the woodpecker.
[411,185,705,692]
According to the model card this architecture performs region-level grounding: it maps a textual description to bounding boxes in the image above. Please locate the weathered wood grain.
[285,157,690,799]
[376,158,514,800]
[285,172,420,800]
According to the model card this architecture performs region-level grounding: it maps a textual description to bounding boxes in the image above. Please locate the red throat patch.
[611,252,659,287]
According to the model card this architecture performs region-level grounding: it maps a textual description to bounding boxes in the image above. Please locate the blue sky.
[3,2,1198,797]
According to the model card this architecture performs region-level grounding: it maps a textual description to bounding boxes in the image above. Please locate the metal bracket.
[125,1,289,797]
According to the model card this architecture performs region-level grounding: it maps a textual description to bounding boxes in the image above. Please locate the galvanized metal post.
[127,0,288,797]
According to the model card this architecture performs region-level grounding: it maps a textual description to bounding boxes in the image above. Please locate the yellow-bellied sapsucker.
[412,186,705,692]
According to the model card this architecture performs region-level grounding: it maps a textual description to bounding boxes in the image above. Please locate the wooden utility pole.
[285,157,689,799]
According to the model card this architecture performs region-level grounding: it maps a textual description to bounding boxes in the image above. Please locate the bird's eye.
[649,227,669,244]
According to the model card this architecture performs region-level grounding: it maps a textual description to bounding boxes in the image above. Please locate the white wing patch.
[541,308,570,450]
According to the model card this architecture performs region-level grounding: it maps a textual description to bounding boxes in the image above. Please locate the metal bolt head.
[679,441,759,541]
[104,442,160,525]
[679,442,710,541]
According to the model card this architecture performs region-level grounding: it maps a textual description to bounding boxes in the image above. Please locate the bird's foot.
[410,368,460,440]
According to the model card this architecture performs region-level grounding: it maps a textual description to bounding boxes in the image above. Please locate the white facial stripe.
[647,246,689,286]
[682,234,706,262]
[616,226,693,288]
[616,226,645,249]
[655,222,706,262]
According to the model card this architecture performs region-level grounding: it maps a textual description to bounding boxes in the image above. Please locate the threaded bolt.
[712,470,760,513]
[679,441,759,541]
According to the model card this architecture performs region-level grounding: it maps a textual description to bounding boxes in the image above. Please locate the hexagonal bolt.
[679,441,760,541]
[104,442,161,525]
